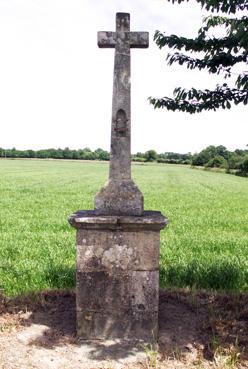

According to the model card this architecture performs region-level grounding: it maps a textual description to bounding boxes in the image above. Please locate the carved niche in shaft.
[114,109,128,137]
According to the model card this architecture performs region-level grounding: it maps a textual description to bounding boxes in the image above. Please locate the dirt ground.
[0,289,247,369]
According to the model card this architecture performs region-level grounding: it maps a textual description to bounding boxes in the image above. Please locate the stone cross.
[95,13,149,216]
[69,13,167,341]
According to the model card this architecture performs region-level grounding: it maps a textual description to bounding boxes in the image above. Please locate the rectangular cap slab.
[69,210,168,231]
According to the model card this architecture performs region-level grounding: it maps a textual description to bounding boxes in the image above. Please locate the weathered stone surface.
[131,270,159,311]
[76,271,130,311]
[71,211,167,340]
[77,310,158,340]
[76,229,160,272]
[94,179,143,216]
[98,31,149,49]
[76,270,159,312]
[95,13,149,216]
[70,202,167,341]
[69,210,168,231]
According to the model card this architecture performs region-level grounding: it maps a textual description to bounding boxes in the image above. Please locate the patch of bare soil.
[0,289,247,369]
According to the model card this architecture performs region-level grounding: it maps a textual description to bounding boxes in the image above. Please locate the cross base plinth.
[94,179,144,216]
[68,210,168,341]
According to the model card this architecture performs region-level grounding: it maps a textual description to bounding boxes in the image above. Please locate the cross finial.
[116,12,130,31]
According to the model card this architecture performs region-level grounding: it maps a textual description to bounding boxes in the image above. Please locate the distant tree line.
[191,145,248,176]
[0,147,192,164]
[132,150,192,164]
[1,145,248,175]
[133,146,248,176]
[0,147,110,161]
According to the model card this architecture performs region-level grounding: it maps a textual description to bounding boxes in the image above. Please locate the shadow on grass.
[160,259,246,290]
[43,264,76,290]
[1,288,248,363]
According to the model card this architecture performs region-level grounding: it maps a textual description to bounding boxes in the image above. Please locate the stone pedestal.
[69,210,167,341]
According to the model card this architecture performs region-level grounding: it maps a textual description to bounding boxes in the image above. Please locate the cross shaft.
[98,13,148,180]
[95,13,149,215]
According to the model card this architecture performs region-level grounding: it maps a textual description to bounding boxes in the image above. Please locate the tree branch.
[149,84,248,113]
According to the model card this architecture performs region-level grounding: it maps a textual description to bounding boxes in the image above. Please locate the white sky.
[0,0,247,154]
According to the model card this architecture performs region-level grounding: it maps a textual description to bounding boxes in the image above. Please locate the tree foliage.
[192,144,248,174]
[205,155,228,168]
[237,154,248,174]
[149,0,248,113]
[144,149,158,162]
[0,147,110,161]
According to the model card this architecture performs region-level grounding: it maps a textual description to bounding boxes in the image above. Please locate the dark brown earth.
[0,289,247,368]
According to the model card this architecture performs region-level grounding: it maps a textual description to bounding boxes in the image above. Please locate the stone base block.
[76,270,158,313]
[77,309,158,340]
[69,210,168,341]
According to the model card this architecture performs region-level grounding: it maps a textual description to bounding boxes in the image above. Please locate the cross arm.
[130,32,149,48]
[98,31,116,48]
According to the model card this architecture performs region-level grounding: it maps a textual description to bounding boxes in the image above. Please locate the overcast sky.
[0,0,247,154]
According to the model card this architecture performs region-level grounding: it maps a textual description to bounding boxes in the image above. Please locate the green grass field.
[0,159,248,296]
